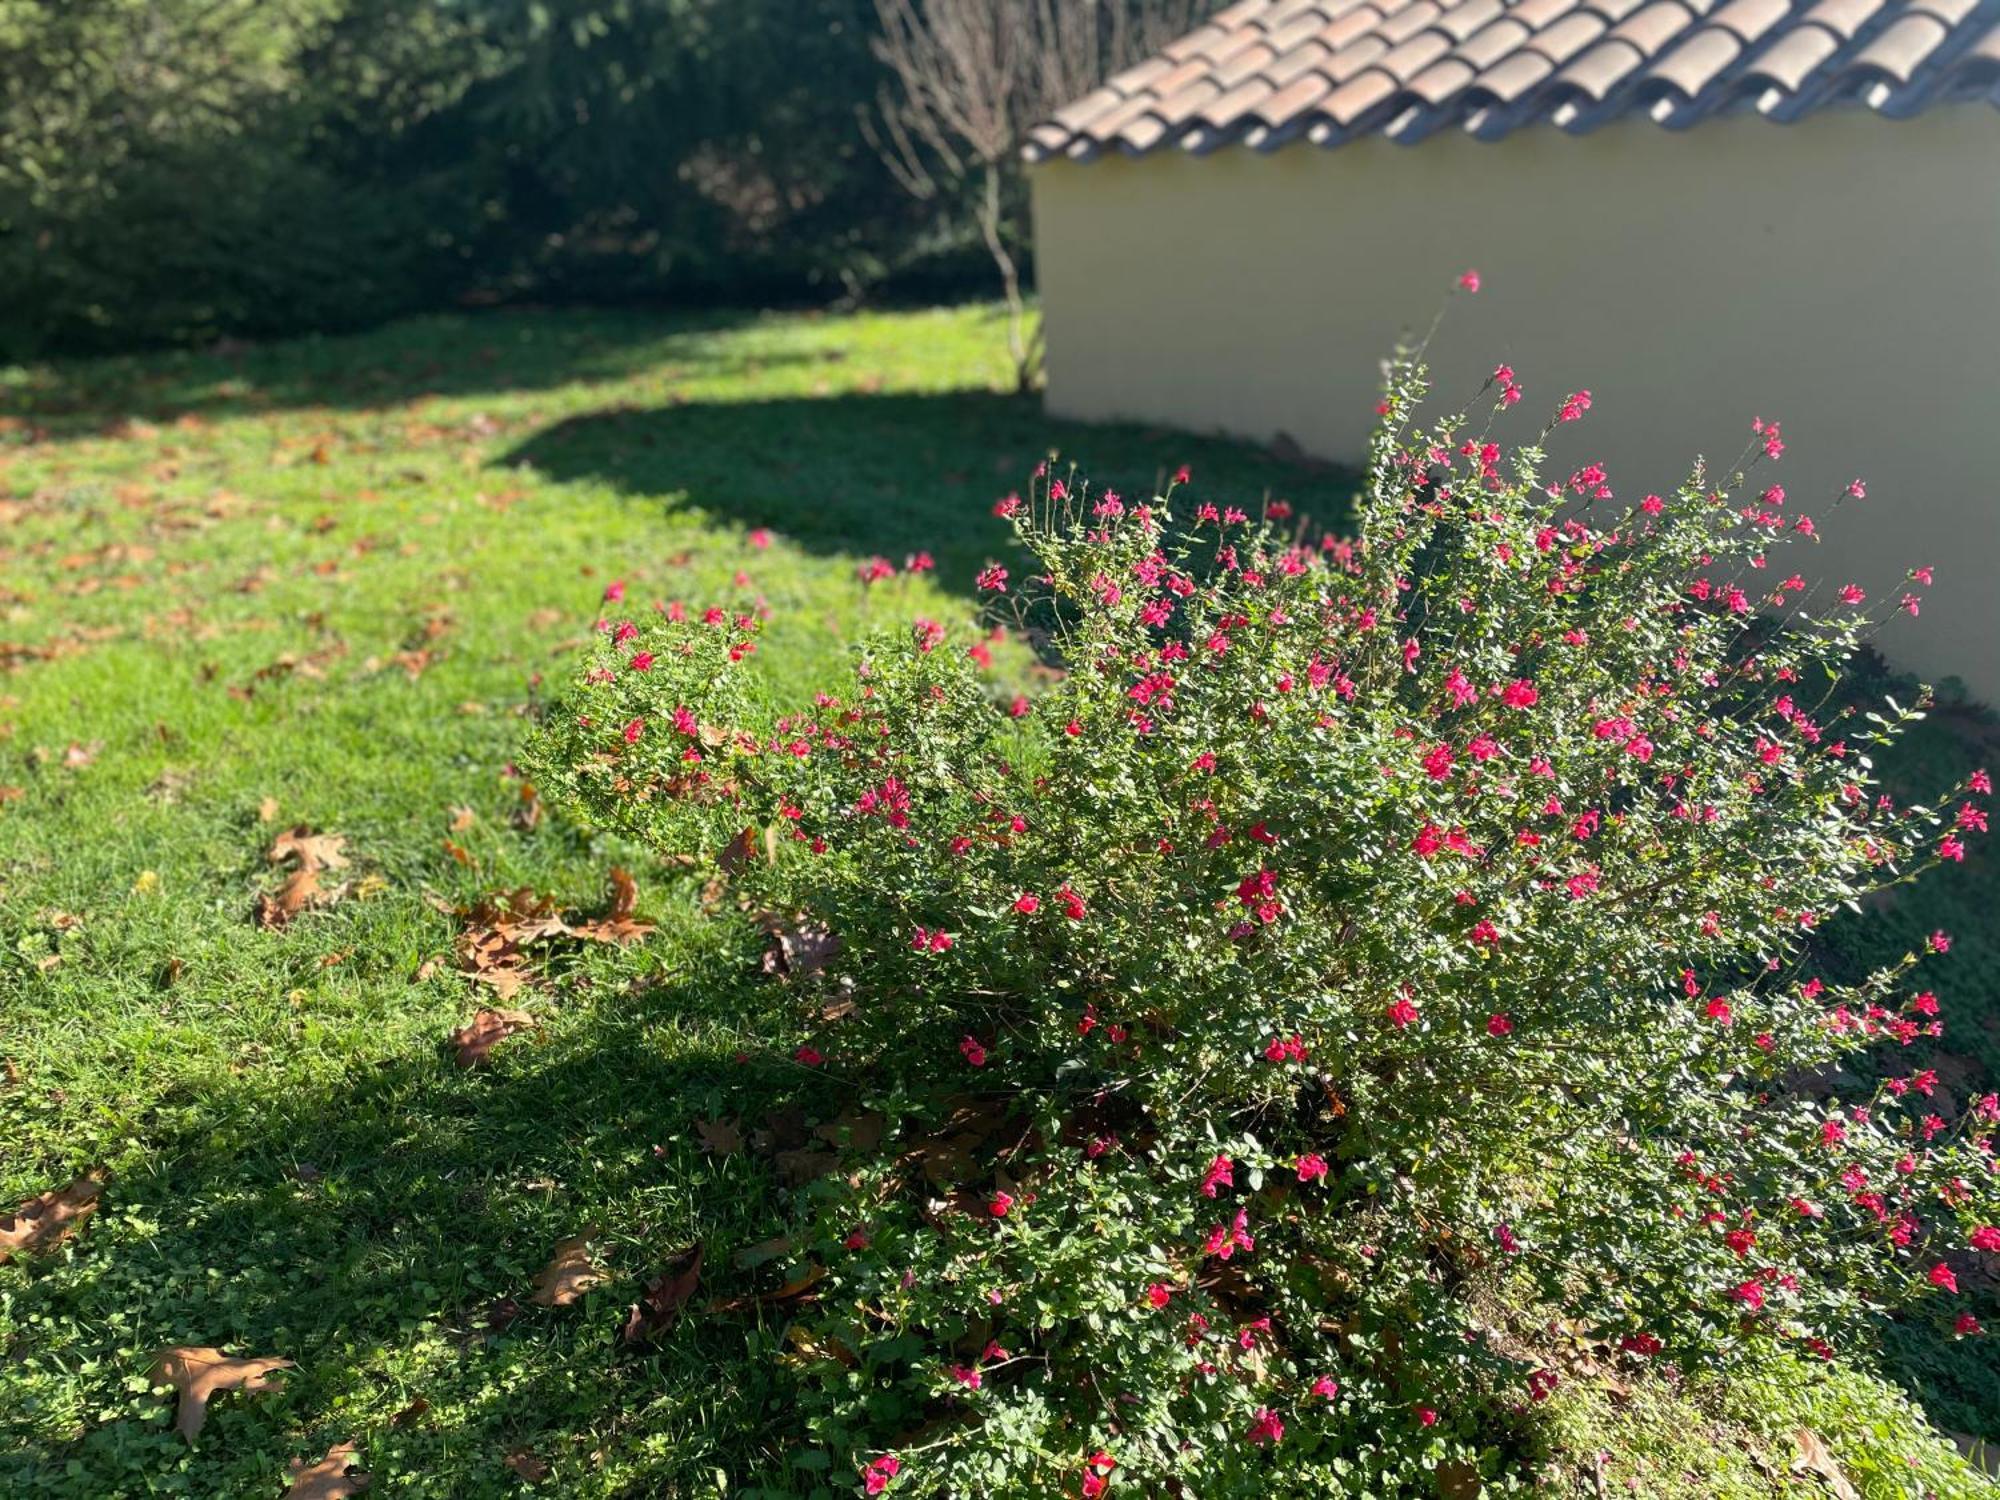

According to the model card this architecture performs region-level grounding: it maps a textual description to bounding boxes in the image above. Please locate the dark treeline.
[0,0,996,359]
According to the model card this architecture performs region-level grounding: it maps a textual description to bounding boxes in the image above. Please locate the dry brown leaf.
[510,783,542,830]
[569,867,654,946]
[284,1441,370,1498]
[694,1117,742,1156]
[733,1234,793,1270]
[256,867,323,929]
[620,1242,703,1346]
[774,1148,839,1186]
[443,838,476,868]
[268,826,349,873]
[530,1233,605,1307]
[449,805,477,832]
[712,1261,827,1314]
[716,827,759,876]
[390,1397,430,1428]
[449,1008,536,1068]
[0,1174,101,1262]
[149,1345,294,1441]
[504,1449,550,1483]
[759,919,840,979]
[1791,1429,1860,1500]
[813,1112,884,1153]
[257,796,281,822]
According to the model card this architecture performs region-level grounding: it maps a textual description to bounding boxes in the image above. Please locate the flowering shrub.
[528,347,1998,1495]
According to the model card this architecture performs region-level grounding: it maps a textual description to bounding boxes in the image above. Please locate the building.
[1028,0,2000,698]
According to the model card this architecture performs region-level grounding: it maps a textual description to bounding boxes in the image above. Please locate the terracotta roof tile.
[1610,2,1701,55]
[1025,0,2000,160]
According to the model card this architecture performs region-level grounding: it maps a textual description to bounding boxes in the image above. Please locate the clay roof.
[1024,0,2000,158]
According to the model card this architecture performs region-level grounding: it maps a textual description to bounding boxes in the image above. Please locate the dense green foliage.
[2,306,1995,1495]
[529,337,2000,1493]
[0,0,985,358]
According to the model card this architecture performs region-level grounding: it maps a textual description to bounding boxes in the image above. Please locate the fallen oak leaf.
[149,1345,294,1441]
[1791,1429,1860,1500]
[620,1242,703,1346]
[449,1008,536,1068]
[256,866,323,929]
[710,1261,827,1314]
[504,1449,550,1483]
[389,1397,430,1428]
[267,826,349,873]
[530,1233,606,1307]
[694,1117,742,1155]
[569,867,654,946]
[284,1441,370,1499]
[0,1174,102,1262]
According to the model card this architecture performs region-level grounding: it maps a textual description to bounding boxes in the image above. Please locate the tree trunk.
[978,160,1035,394]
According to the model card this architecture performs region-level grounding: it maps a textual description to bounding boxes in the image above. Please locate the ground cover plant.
[2,302,1997,1496]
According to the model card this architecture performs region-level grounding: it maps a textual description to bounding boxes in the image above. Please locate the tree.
[867,0,1203,391]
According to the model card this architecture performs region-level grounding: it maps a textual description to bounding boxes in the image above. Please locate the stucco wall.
[1031,108,2000,700]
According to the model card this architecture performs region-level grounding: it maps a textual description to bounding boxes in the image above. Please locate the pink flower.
[861,1454,901,1494]
[1081,1451,1117,1498]
[1929,1263,1959,1293]
[948,1363,981,1389]
[1705,997,1734,1026]
[794,1045,823,1066]
[622,718,645,743]
[1146,1282,1173,1309]
[976,565,1008,592]
[1057,885,1088,921]
[1417,1407,1439,1427]
[1311,1375,1340,1400]
[1246,1407,1285,1446]
[628,651,654,672]
[1456,269,1481,293]
[1557,390,1592,423]
[1386,996,1420,1028]
[988,1191,1014,1218]
[1971,1226,2000,1252]
[1500,679,1539,709]
[602,579,626,602]
[1296,1153,1329,1184]
[959,1035,987,1068]
[1487,1013,1513,1036]
[1957,1313,1984,1336]
[1014,892,1041,915]
[1731,1280,1765,1311]
[1422,742,1455,780]
[1200,1154,1235,1199]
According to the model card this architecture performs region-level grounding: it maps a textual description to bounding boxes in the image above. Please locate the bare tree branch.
[869,0,1206,391]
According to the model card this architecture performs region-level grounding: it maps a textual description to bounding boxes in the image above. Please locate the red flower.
[1245,1407,1284,1446]
[1929,1263,1959,1293]
[1145,1283,1172,1309]
[959,1035,987,1068]
[1014,893,1040,914]
[988,1191,1015,1218]
[1296,1153,1328,1184]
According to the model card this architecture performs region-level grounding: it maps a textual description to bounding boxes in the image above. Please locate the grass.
[0,302,1994,1497]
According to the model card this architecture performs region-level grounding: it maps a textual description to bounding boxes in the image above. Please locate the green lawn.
[1,304,1994,1497]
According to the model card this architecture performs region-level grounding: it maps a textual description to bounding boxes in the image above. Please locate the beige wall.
[1031,109,2000,701]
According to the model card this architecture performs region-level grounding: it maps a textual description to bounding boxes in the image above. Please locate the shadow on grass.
[4,308,785,435]
[505,389,1359,594]
[2,938,860,1497]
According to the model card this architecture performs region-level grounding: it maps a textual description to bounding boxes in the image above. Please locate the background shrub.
[528,347,2000,1494]
[0,0,986,358]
